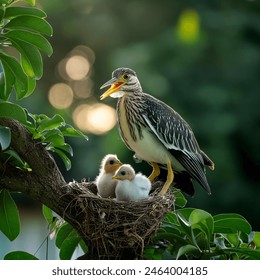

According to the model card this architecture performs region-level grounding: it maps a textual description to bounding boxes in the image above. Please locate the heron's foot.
[159,161,174,195]
[148,162,160,182]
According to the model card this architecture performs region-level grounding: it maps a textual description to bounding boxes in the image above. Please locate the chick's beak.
[114,162,123,170]
[112,175,122,180]
[100,77,125,100]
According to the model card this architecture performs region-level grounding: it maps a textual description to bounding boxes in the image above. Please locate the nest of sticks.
[66,180,175,259]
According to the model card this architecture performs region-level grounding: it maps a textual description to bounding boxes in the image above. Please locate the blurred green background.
[2,0,260,258]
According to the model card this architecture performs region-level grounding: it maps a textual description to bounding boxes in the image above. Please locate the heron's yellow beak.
[100,77,125,100]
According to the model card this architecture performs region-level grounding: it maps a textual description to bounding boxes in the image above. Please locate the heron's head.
[100,68,142,100]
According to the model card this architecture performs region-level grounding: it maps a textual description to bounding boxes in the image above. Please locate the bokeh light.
[73,45,95,65]
[72,103,116,135]
[52,45,96,111]
[48,83,74,109]
[72,78,93,99]
[65,55,90,80]
[177,9,200,43]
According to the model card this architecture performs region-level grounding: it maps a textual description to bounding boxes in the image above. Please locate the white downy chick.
[113,164,151,202]
[95,154,123,198]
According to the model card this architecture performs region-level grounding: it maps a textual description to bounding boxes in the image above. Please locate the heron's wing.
[171,150,211,193]
[143,94,211,193]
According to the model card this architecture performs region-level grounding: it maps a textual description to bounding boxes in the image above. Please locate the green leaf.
[49,147,71,170]
[225,233,240,247]
[0,125,11,150]
[56,222,74,249]
[0,7,5,21]
[0,102,27,124]
[153,231,188,246]
[42,204,53,224]
[176,208,194,237]
[3,149,29,170]
[9,38,43,79]
[79,239,88,254]
[23,110,36,131]
[176,208,196,222]
[25,0,36,6]
[252,232,260,248]
[172,188,187,208]
[0,189,20,241]
[5,30,53,56]
[163,212,180,225]
[4,7,47,19]
[56,143,73,157]
[161,213,185,235]
[25,76,36,98]
[0,64,15,100]
[0,53,29,100]
[37,114,65,133]
[45,133,65,147]
[41,128,62,137]
[175,208,207,248]
[0,72,5,98]
[176,244,200,260]
[59,229,81,260]
[158,224,181,235]
[144,246,166,260]
[214,213,252,234]
[5,15,53,36]
[4,251,38,260]
[189,209,214,242]
[176,208,196,229]
[60,125,88,140]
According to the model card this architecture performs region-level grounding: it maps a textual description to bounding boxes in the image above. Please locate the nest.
[66,181,175,259]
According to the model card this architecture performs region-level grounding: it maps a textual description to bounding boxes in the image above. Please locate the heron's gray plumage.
[141,94,212,193]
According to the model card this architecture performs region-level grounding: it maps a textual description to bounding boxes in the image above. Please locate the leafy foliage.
[0,0,87,171]
[145,198,260,260]
[0,1,53,100]
[25,113,88,170]
[0,0,88,259]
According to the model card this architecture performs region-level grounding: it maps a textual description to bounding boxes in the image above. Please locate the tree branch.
[0,118,73,221]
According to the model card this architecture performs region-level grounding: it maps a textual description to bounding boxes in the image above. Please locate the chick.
[113,164,151,202]
[96,154,123,198]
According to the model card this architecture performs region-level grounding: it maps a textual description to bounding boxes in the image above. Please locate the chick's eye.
[123,74,129,80]
[109,160,115,165]
[121,171,126,176]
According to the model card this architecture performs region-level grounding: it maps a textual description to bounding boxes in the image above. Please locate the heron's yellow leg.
[148,162,160,182]
[159,161,174,195]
